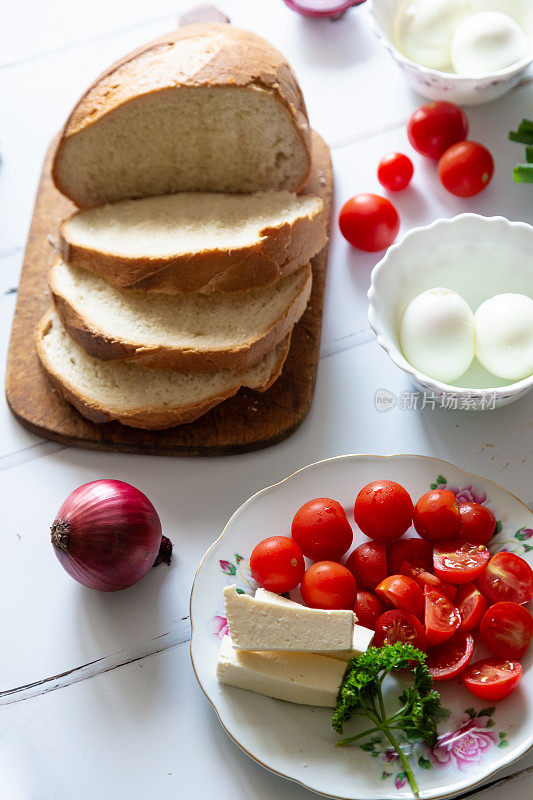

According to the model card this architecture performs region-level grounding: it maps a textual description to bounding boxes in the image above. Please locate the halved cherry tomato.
[354,590,386,630]
[480,602,533,660]
[407,101,469,160]
[388,537,433,575]
[455,582,488,631]
[477,551,533,605]
[457,502,496,545]
[427,631,474,681]
[291,497,353,561]
[433,540,490,585]
[376,574,424,619]
[345,542,387,590]
[424,586,461,646]
[300,561,357,610]
[377,152,414,191]
[400,561,458,601]
[438,141,494,198]
[354,480,413,542]
[250,536,305,593]
[413,490,461,543]
[462,658,522,701]
[373,609,426,650]
[338,194,400,252]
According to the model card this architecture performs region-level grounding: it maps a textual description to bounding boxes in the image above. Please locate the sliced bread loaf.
[50,258,311,372]
[59,191,325,292]
[52,24,311,207]
[35,312,291,430]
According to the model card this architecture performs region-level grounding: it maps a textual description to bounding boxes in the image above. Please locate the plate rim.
[189,453,533,800]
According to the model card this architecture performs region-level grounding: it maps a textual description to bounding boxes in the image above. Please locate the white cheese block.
[216,635,346,706]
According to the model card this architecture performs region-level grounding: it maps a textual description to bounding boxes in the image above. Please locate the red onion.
[282,0,366,18]
[51,479,172,591]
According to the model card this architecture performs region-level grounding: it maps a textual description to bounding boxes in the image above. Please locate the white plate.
[190,454,533,800]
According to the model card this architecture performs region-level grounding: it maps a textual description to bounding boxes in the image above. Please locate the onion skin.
[283,0,365,18]
[51,480,169,591]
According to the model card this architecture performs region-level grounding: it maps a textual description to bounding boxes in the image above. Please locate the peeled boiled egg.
[395,0,473,71]
[399,288,475,383]
[475,293,533,381]
[451,12,528,74]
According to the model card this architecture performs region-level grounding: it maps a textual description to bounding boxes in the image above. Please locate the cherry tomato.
[300,561,357,610]
[438,141,494,197]
[427,631,474,681]
[388,537,433,575]
[462,658,522,701]
[455,582,488,631]
[424,586,461,647]
[338,194,400,252]
[376,574,424,619]
[354,590,386,630]
[477,551,533,605]
[250,536,305,593]
[457,502,497,545]
[407,101,468,160]
[354,480,413,543]
[433,540,490,585]
[291,497,353,561]
[480,602,533,660]
[413,489,461,543]
[345,542,387,590]
[374,609,426,650]
[377,152,414,191]
[400,561,457,601]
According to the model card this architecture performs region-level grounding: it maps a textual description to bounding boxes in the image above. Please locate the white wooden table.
[1,2,532,797]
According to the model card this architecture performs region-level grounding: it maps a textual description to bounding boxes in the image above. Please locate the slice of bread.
[35,312,291,430]
[59,191,325,293]
[52,24,311,207]
[50,258,311,372]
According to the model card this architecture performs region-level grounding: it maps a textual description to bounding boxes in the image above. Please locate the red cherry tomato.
[407,101,468,160]
[374,609,426,650]
[250,536,305,593]
[480,602,533,660]
[438,141,494,197]
[427,631,474,681]
[300,561,357,610]
[388,537,433,575]
[377,152,414,191]
[375,574,424,619]
[291,498,352,561]
[477,551,533,605]
[354,590,386,630]
[354,480,413,543]
[424,586,461,647]
[345,542,387,590]
[413,489,461,543]
[462,658,522,701]
[400,561,457,601]
[457,502,496,545]
[338,194,400,252]
[455,582,488,631]
[433,540,490,585]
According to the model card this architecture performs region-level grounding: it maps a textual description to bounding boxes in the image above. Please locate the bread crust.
[34,311,290,430]
[51,24,311,207]
[50,261,311,372]
[58,196,325,293]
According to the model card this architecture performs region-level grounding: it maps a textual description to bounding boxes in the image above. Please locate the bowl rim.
[367,0,533,84]
[367,213,533,397]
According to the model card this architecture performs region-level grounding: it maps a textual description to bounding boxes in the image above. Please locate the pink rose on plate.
[394,773,407,789]
[431,718,497,772]
[438,485,487,505]
[210,615,229,639]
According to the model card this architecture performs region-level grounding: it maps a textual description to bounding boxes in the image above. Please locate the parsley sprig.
[333,643,447,796]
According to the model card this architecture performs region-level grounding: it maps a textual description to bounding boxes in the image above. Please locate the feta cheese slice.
[216,635,346,706]
[223,585,354,652]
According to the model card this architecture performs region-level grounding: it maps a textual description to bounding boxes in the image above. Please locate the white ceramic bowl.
[367,214,533,409]
[369,0,533,105]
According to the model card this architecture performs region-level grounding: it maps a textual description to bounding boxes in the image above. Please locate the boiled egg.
[475,293,533,381]
[399,288,475,383]
[451,12,528,74]
[395,0,473,71]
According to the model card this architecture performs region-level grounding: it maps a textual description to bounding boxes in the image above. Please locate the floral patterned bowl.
[190,454,533,800]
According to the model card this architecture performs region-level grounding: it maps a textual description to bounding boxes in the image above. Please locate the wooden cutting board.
[5,132,332,456]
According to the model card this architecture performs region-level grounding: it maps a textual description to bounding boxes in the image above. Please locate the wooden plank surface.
[5,132,332,456]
